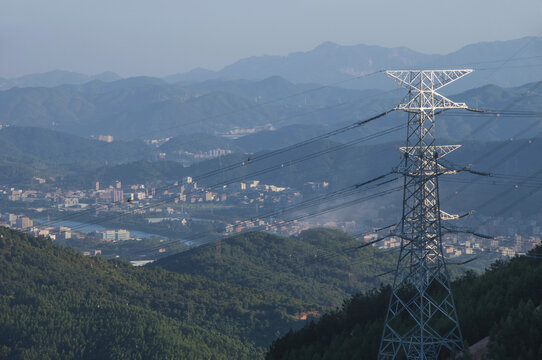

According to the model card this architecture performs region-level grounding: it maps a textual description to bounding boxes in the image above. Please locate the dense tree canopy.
[267,244,542,359]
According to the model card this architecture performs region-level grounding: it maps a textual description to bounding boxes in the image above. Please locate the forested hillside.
[0,127,153,164]
[266,245,542,360]
[0,73,540,141]
[151,229,397,306]
[0,227,401,359]
[0,227,308,358]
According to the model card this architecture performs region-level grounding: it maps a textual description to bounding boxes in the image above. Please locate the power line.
[63,123,404,233]
[102,175,401,257]
[128,70,384,140]
[42,109,398,228]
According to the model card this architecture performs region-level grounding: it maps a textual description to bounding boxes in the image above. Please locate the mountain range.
[0,74,540,141]
[0,70,121,91]
[164,36,542,92]
[3,37,541,93]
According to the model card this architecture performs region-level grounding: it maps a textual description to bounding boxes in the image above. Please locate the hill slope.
[0,126,153,164]
[266,245,542,359]
[0,78,299,139]
[1,73,540,141]
[0,227,327,358]
[151,229,398,306]
[0,70,121,90]
[1,227,404,358]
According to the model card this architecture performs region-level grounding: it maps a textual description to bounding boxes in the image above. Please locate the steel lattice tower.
[378,70,473,360]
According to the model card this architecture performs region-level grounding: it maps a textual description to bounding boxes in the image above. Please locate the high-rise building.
[16,216,33,230]
[103,230,116,241]
[113,189,124,203]
[8,214,17,226]
[116,229,130,241]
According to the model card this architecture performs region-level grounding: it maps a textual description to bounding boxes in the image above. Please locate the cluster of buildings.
[361,226,541,259]
[0,177,332,239]
[0,212,72,240]
[220,123,274,139]
[4,173,541,263]
[169,148,233,164]
[0,210,134,244]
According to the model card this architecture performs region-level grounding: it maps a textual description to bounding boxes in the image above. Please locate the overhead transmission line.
[42,108,398,228]
[267,45,542,277]
[116,174,402,257]
[41,51,542,269]
[123,70,385,140]
[433,79,542,206]
[130,54,542,140]
[197,101,542,269]
[59,115,402,232]
[57,81,540,262]
[52,85,539,229]
[28,70,399,186]
[148,184,401,258]
[39,61,541,165]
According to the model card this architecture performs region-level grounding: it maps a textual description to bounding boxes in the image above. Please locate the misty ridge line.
[1,36,541,91]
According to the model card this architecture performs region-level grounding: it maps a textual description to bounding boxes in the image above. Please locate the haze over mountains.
[1,123,541,219]
[0,35,540,217]
[2,28,542,359]
[0,77,540,141]
[1,36,539,144]
[3,37,541,91]
[169,37,542,92]
[0,70,121,91]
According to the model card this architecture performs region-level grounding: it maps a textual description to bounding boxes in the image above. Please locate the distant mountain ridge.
[0,73,540,141]
[0,70,122,90]
[0,126,153,164]
[4,37,541,93]
[166,37,542,92]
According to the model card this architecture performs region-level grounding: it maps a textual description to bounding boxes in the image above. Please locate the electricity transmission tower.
[378,70,473,360]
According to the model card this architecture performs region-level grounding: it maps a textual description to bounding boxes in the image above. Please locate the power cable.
[42,109,397,228]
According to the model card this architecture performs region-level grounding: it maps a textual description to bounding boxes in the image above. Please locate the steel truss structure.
[378,70,473,360]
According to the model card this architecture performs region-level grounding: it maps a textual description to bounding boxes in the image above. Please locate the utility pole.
[378,70,473,360]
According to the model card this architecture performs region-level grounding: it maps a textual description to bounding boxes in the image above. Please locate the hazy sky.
[1,0,541,78]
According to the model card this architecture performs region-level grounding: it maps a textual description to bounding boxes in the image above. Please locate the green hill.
[1,72,540,142]
[266,244,542,360]
[0,227,402,359]
[151,229,397,306]
[0,78,300,140]
[0,126,153,164]
[0,227,324,359]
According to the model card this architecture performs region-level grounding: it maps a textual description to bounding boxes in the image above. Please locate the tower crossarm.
[440,210,460,221]
[397,145,461,176]
[385,70,472,112]
[384,70,473,91]
[395,92,468,112]
[398,145,461,158]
